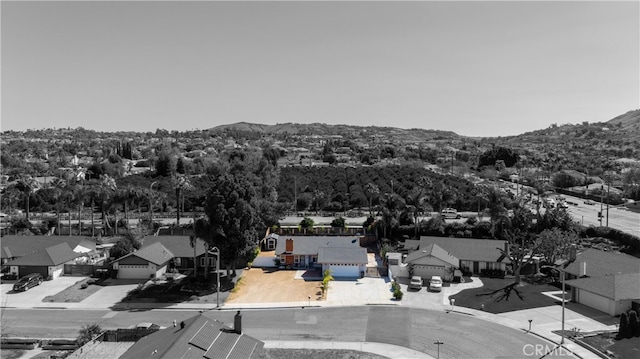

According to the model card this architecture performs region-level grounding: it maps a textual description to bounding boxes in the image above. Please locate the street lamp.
[434,339,443,359]
[561,267,566,344]
[211,246,220,308]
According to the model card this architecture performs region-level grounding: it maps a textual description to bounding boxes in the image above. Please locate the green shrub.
[393,287,403,300]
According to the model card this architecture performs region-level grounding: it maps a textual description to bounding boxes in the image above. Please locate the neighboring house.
[317,246,368,278]
[140,236,208,272]
[404,243,459,281]
[274,235,364,277]
[120,312,264,359]
[1,235,97,265]
[416,236,508,276]
[112,242,174,279]
[390,236,508,281]
[4,242,83,279]
[563,248,640,316]
[111,236,208,279]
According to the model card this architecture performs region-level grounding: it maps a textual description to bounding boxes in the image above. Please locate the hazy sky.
[2,1,638,137]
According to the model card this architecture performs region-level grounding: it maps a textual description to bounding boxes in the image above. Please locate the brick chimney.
[285,238,294,252]
[234,311,242,334]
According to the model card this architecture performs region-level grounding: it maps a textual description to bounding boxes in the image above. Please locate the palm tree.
[485,185,509,238]
[98,175,117,235]
[49,178,67,235]
[404,177,432,239]
[16,175,40,221]
[377,193,405,239]
[172,174,192,226]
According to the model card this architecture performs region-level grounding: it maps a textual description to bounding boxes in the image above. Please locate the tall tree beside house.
[172,174,193,226]
[497,206,539,284]
[49,178,67,235]
[15,175,40,221]
[195,172,262,278]
[535,228,579,265]
[377,193,405,239]
[404,177,433,239]
[364,182,380,217]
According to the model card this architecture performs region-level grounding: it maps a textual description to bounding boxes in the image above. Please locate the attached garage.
[117,264,152,279]
[576,289,611,315]
[18,265,48,278]
[326,263,360,278]
[412,264,445,280]
[111,242,173,280]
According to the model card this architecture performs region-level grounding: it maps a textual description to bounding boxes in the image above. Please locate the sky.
[1,1,639,137]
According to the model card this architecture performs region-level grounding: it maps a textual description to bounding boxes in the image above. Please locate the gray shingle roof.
[120,313,263,359]
[405,243,459,267]
[141,236,206,258]
[274,236,359,255]
[4,242,81,266]
[1,235,96,259]
[418,236,507,263]
[317,246,368,265]
[563,248,640,277]
[565,273,640,300]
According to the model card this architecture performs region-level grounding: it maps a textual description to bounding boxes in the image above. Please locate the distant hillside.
[607,109,640,131]
[210,122,461,141]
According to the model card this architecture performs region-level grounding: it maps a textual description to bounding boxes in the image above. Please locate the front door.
[473,261,479,274]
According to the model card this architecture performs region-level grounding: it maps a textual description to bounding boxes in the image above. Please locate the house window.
[294,256,300,265]
[174,258,182,267]
[486,262,499,270]
[311,256,317,263]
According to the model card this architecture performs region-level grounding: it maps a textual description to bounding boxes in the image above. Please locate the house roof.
[115,242,174,266]
[274,236,359,255]
[120,313,263,359]
[405,243,459,267]
[402,239,420,251]
[1,235,96,259]
[4,242,81,266]
[140,236,207,258]
[563,248,640,277]
[565,273,640,301]
[417,236,507,263]
[318,246,368,265]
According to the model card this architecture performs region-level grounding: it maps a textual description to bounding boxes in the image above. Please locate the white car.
[441,208,461,219]
[429,276,442,292]
[409,276,423,290]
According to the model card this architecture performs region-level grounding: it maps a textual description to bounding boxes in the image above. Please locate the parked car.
[441,208,461,219]
[429,276,443,292]
[584,199,595,205]
[13,273,43,292]
[409,276,423,290]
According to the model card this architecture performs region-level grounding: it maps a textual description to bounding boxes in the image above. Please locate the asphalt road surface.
[1,306,572,358]
[561,194,640,236]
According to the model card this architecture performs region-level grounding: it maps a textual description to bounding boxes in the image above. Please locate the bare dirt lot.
[225,268,323,304]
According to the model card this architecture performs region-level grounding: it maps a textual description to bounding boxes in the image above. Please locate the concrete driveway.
[0,277,143,309]
[399,276,484,308]
[1,276,87,308]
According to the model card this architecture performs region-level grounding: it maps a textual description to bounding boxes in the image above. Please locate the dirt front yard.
[225,268,322,304]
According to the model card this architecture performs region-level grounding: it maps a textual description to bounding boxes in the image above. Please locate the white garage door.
[413,265,445,280]
[118,264,149,279]
[579,289,611,314]
[328,264,360,278]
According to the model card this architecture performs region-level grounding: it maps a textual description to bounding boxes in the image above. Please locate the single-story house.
[139,236,209,271]
[404,243,459,281]
[563,248,640,316]
[389,237,508,281]
[416,236,508,276]
[1,235,96,265]
[274,235,364,277]
[111,236,208,279]
[120,312,264,359]
[4,242,83,279]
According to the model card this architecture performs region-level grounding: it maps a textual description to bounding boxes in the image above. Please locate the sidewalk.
[264,340,434,359]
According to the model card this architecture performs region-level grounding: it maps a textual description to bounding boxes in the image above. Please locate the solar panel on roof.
[225,335,259,359]
[189,321,220,351]
[203,331,239,359]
